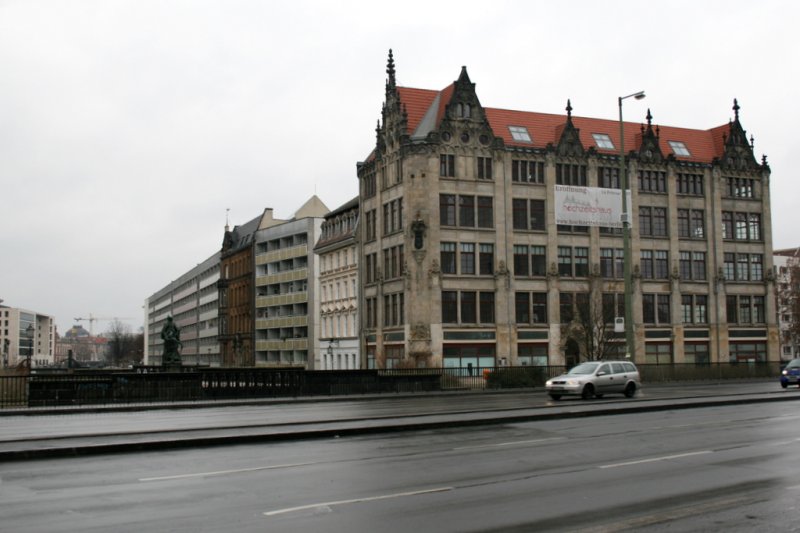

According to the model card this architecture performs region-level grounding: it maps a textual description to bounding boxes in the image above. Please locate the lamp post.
[619,91,645,360]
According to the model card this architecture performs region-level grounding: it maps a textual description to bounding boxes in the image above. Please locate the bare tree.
[571,292,621,361]
[105,319,141,367]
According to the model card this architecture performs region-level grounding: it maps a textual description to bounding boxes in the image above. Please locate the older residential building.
[357,51,777,369]
[775,247,800,361]
[218,209,284,366]
[0,305,55,368]
[313,197,360,369]
[144,253,221,366]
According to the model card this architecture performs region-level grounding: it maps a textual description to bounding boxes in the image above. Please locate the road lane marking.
[453,437,565,451]
[263,486,454,517]
[139,462,315,482]
[599,450,712,469]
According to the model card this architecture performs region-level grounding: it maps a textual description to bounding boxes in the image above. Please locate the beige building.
[313,197,360,369]
[357,51,777,369]
[0,306,55,368]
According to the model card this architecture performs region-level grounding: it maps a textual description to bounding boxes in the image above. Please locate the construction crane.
[73,314,135,337]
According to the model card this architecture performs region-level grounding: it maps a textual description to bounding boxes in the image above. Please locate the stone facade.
[357,51,778,369]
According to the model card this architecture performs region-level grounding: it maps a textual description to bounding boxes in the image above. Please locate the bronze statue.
[160,316,182,366]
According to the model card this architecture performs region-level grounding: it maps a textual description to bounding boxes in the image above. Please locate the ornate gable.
[437,66,499,149]
[719,99,759,171]
[637,109,664,164]
[555,100,584,157]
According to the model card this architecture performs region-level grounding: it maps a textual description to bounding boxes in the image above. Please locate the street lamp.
[619,91,645,360]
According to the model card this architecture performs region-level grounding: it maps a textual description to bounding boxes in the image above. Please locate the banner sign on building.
[554,185,632,228]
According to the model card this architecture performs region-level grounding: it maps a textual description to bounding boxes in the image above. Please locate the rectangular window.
[459,195,475,227]
[677,209,690,238]
[694,295,707,324]
[513,245,529,277]
[532,293,547,323]
[639,207,653,237]
[440,194,456,226]
[529,200,545,231]
[441,242,456,274]
[748,213,761,241]
[440,154,455,177]
[531,246,546,276]
[753,296,765,323]
[727,295,738,324]
[638,170,666,193]
[724,253,736,281]
[681,295,693,323]
[477,157,492,180]
[512,160,544,183]
[442,291,458,323]
[739,296,752,323]
[657,294,671,324]
[480,292,495,323]
[693,252,706,280]
[513,199,528,230]
[600,248,614,278]
[655,250,669,279]
[722,212,733,240]
[479,244,494,276]
[477,196,493,228]
[574,247,589,277]
[515,292,530,323]
[461,291,477,323]
[556,163,587,186]
[750,254,763,281]
[598,166,619,188]
[735,213,748,240]
[460,243,476,275]
[641,250,654,279]
[558,246,573,277]
[690,210,705,238]
[679,251,692,281]
[642,294,656,324]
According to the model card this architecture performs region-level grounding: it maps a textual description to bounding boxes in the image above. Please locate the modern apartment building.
[253,196,329,368]
[0,305,55,368]
[144,253,221,366]
[313,197,360,369]
[356,51,778,369]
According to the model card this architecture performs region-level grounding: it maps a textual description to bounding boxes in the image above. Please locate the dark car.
[780,358,800,388]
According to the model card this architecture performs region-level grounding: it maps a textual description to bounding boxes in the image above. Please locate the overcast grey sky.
[1,0,797,336]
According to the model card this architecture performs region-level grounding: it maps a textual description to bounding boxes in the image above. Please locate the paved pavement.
[1,380,797,462]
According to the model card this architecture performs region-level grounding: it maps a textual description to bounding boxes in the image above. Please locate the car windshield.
[786,359,800,369]
[567,362,600,375]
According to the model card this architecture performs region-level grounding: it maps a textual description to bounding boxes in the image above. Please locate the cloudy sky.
[1,0,798,336]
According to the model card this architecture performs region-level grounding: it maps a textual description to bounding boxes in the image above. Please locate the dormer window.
[592,133,615,150]
[508,126,531,142]
[456,103,471,119]
[669,141,691,157]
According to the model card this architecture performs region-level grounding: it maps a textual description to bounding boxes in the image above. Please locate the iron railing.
[0,362,786,409]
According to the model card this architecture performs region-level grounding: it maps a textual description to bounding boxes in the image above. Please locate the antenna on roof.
[225,208,230,232]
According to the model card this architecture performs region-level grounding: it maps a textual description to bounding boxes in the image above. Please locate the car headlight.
[783,370,789,375]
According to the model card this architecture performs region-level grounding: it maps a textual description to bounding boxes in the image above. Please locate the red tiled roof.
[395,86,729,164]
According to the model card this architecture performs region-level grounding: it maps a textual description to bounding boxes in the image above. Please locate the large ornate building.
[357,51,777,369]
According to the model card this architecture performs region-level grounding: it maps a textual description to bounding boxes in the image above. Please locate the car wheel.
[624,382,637,398]
[549,394,562,401]
[581,384,594,400]
[781,382,788,389]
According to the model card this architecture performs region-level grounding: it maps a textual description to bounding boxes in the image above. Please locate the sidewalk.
[0,381,796,462]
